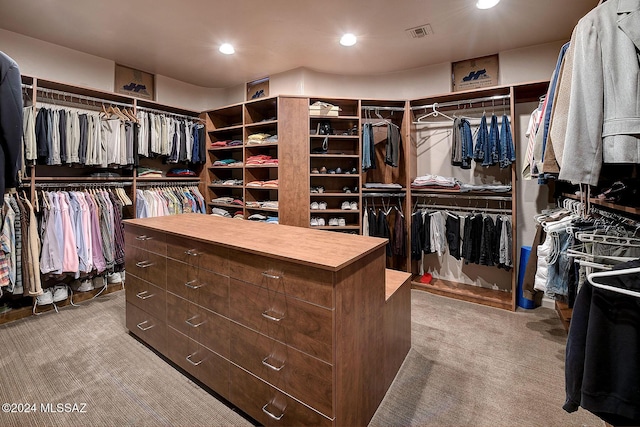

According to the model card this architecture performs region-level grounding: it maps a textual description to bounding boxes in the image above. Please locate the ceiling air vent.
[406,24,434,39]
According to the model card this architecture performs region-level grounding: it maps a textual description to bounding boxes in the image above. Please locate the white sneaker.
[107,272,121,284]
[319,202,327,210]
[36,288,54,305]
[350,202,358,210]
[317,218,326,226]
[338,217,347,227]
[310,202,319,210]
[329,218,339,226]
[72,279,94,292]
[310,217,319,226]
[341,201,351,210]
[52,285,68,303]
[120,271,125,282]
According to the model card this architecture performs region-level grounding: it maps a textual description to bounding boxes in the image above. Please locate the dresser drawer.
[167,327,229,400]
[228,250,333,309]
[166,234,228,276]
[126,302,166,354]
[126,275,166,319]
[230,321,333,417]
[125,245,167,288]
[166,258,229,317]
[124,225,166,255]
[229,279,333,363]
[166,292,230,359]
[230,364,332,427]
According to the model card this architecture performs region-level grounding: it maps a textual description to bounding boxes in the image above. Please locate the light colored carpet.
[0,289,604,427]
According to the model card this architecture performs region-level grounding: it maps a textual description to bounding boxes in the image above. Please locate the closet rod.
[416,204,512,214]
[136,181,202,187]
[362,192,406,198]
[413,193,512,201]
[135,105,201,121]
[22,182,132,188]
[410,94,511,111]
[361,106,406,112]
[36,86,133,109]
[21,83,33,90]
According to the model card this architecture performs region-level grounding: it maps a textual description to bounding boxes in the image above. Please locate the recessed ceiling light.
[219,43,235,55]
[340,33,357,47]
[476,0,500,9]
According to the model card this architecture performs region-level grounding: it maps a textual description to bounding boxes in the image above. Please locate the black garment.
[392,210,406,257]
[368,207,378,237]
[492,216,503,266]
[385,124,401,168]
[411,211,423,260]
[422,211,431,254]
[78,113,88,165]
[445,214,461,260]
[0,51,23,206]
[35,107,49,162]
[462,214,473,261]
[178,122,187,162]
[564,260,640,426]
[377,209,391,257]
[132,122,140,167]
[479,215,495,266]
[58,110,67,163]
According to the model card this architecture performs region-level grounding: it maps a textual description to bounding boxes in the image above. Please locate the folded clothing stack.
[137,167,163,178]
[410,175,460,189]
[212,158,242,166]
[246,154,278,166]
[167,168,196,177]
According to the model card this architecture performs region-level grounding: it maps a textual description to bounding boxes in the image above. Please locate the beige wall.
[0,28,222,112]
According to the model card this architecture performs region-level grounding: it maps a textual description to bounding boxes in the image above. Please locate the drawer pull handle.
[261,310,285,322]
[185,249,199,257]
[261,271,281,280]
[184,279,205,290]
[262,356,285,371]
[136,320,154,331]
[135,260,154,268]
[185,315,205,328]
[136,291,154,300]
[186,353,203,366]
[135,235,151,241]
[262,403,284,421]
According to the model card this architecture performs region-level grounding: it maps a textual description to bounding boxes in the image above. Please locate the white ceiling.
[0,0,596,89]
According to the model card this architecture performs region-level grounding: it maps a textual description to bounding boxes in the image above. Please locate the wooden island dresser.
[124,213,411,426]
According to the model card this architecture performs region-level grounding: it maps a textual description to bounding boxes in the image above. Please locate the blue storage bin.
[517,246,535,309]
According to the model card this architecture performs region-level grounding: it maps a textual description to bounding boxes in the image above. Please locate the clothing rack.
[21,83,33,90]
[22,182,132,188]
[413,193,512,202]
[135,105,201,121]
[416,204,512,214]
[36,86,133,109]
[136,181,202,187]
[361,106,406,112]
[411,94,511,111]
[362,192,406,198]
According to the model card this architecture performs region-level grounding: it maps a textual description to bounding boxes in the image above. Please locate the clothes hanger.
[414,103,455,123]
[587,267,640,298]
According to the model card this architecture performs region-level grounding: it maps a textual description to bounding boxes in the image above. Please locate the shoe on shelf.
[318,201,327,210]
[52,285,68,303]
[328,169,336,174]
[311,167,319,174]
[350,167,358,174]
[317,218,326,226]
[342,186,352,194]
[319,166,327,174]
[335,167,343,174]
[36,288,54,305]
[338,217,347,227]
[310,217,319,226]
[341,201,351,210]
[311,202,320,210]
[107,272,121,284]
[329,218,339,226]
[72,279,94,292]
[310,187,319,193]
[350,201,358,210]
[317,186,325,194]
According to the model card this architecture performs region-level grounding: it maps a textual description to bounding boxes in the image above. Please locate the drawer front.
[229,279,333,363]
[167,327,229,400]
[126,302,166,354]
[166,292,230,359]
[230,321,333,417]
[166,235,229,276]
[124,225,166,255]
[230,364,332,427]
[228,249,334,309]
[125,275,166,319]
[125,245,167,288]
[166,258,230,317]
